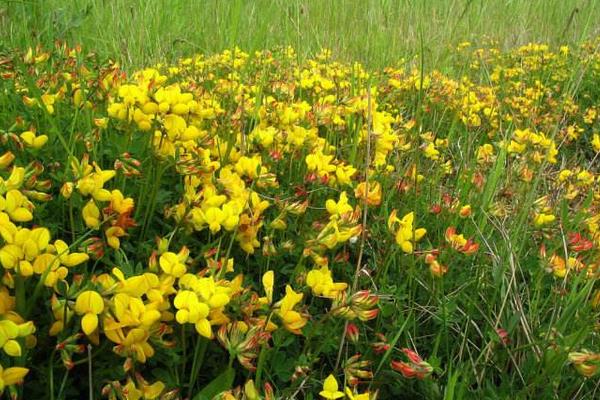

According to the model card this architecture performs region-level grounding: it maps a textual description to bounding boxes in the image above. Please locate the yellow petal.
[195,319,212,338]
[3,339,22,356]
[2,366,29,385]
[81,313,99,335]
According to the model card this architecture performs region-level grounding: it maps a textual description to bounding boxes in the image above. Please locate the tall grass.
[2,0,600,69]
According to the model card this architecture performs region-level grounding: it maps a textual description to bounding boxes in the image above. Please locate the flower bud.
[346,323,360,343]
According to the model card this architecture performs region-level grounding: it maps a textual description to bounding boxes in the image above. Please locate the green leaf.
[192,366,235,400]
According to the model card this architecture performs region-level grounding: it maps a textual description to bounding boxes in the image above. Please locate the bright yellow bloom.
[20,131,48,149]
[592,133,600,153]
[262,270,274,304]
[82,200,101,229]
[388,211,426,254]
[75,291,104,335]
[325,191,353,219]
[354,181,382,206]
[345,387,372,400]
[173,290,211,338]
[0,190,33,222]
[319,374,344,399]
[0,364,29,393]
[159,250,187,277]
[306,266,348,298]
[105,226,126,249]
[276,285,306,334]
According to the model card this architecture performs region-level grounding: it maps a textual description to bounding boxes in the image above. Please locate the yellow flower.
[82,200,101,229]
[533,213,555,227]
[345,387,372,400]
[75,291,104,335]
[0,190,33,222]
[276,285,306,334]
[0,320,26,357]
[173,290,212,338]
[105,226,126,249]
[319,374,344,399]
[0,364,29,393]
[592,133,600,153]
[306,149,336,177]
[262,271,274,304]
[109,190,135,214]
[354,181,382,206]
[159,251,187,277]
[20,131,48,149]
[54,240,89,267]
[122,377,165,400]
[306,266,348,298]
[325,191,353,219]
[75,164,116,201]
[0,152,15,170]
[388,211,426,254]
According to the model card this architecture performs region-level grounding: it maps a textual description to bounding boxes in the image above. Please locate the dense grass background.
[2,0,600,69]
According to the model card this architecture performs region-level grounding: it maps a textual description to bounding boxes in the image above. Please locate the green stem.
[187,337,209,398]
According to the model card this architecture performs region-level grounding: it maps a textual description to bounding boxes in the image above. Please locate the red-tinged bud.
[357,309,379,321]
[430,204,442,214]
[204,247,218,258]
[61,182,74,199]
[80,237,105,260]
[72,274,84,286]
[148,251,158,272]
[291,365,310,382]
[391,349,433,380]
[123,357,133,373]
[442,193,453,207]
[402,348,422,364]
[28,160,44,175]
[344,353,373,386]
[306,172,317,183]
[23,96,38,108]
[22,190,53,202]
[568,350,600,377]
[34,179,52,191]
[392,348,433,379]
[351,291,379,308]
[459,205,472,218]
[539,243,547,259]
[270,150,282,161]
[461,240,479,255]
[60,351,74,370]
[346,323,360,343]
[391,360,416,378]
[424,254,436,264]
[294,185,308,197]
[24,174,37,189]
[496,328,510,345]
[263,383,274,400]
[101,384,114,397]
[472,171,485,189]
[0,151,15,169]
[371,333,390,354]
[445,226,457,242]
[568,232,594,252]
[429,259,448,277]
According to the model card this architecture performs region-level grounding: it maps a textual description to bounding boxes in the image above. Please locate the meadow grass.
[1,1,600,400]
[2,0,600,69]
